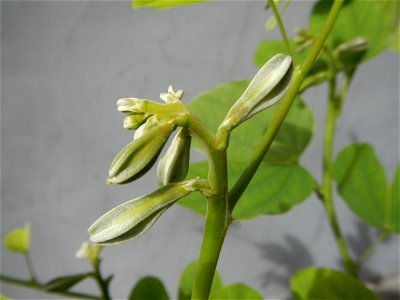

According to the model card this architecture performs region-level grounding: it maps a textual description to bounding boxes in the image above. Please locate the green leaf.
[310,0,392,62]
[254,40,306,68]
[45,273,91,292]
[290,267,379,300]
[129,276,169,300]
[179,161,313,219]
[0,295,11,300]
[187,81,314,165]
[178,261,223,300]
[333,143,399,233]
[390,164,400,232]
[210,283,263,300]
[3,223,30,253]
[132,0,206,10]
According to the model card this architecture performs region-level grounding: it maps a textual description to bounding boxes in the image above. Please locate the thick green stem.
[192,149,231,300]
[320,77,357,276]
[0,274,98,300]
[229,0,344,208]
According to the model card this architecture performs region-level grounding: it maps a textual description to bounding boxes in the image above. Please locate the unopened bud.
[123,114,149,130]
[222,54,293,131]
[157,127,191,185]
[88,180,198,244]
[108,122,175,184]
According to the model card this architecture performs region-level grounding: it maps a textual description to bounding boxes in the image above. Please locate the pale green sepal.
[3,223,30,253]
[108,122,175,184]
[222,54,293,130]
[157,127,191,185]
[88,180,198,244]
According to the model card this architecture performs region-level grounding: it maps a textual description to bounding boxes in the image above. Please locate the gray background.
[1,1,399,299]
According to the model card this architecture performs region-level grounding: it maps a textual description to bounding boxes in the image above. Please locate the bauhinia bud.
[335,37,368,67]
[123,113,149,130]
[221,54,293,131]
[88,180,199,245]
[157,127,191,185]
[107,122,175,184]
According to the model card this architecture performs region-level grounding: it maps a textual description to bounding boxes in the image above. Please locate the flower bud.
[117,98,144,114]
[123,113,149,130]
[335,37,368,67]
[76,242,102,265]
[108,122,175,184]
[157,128,191,185]
[88,180,199,244]
[222,54,293,131]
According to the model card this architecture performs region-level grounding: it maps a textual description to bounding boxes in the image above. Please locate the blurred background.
[1,1,399,299]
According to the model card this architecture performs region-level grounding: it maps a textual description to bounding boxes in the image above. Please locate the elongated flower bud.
[157,127,191,185]
[108,122,175,184]
[222,54,293,131]
[88,180,198,244]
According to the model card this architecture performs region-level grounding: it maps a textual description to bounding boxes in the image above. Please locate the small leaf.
[88,180,199,244]
[290,267,379,300]
[179,161,313,219]
[210,283,263,300]
[3,223,30,253]
[333,143,399,233]
[178,261,223,300]
[45,273,91,292]
[310,0,392,62]
[132,0,206,10]
[129,276,169,300]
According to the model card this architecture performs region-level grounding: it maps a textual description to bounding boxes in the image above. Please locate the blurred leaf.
[132,0,206,9]
[187,81,314,165]
[290,267,379,299]
[310,0,392,61]
[210,283,263,299]
[129,276,169,300]
[179,161,313,219]
[390,165,400,232]
[0,295,11,300]
[382,0,400,52]
[254,40,306,67]
[45,273,91,292]
[333,143,399,233]
[178,261,223,300]
[3,223,30,254]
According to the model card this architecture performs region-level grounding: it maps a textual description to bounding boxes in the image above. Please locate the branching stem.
[0,274,99,300]
[229,0,345,209]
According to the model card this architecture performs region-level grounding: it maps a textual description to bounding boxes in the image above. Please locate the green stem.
[93,259,111,300]
[320,76,357,276]
[356,231,390,271]
[24,252,37,282]
[229,0,345,209]
[268,0,292,57]
[192,149,231,300]
[0,274,99,300]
